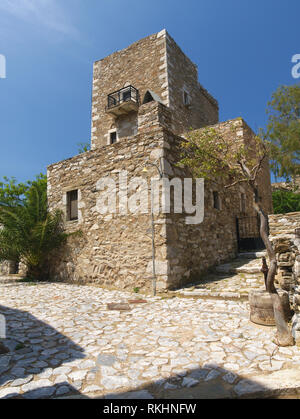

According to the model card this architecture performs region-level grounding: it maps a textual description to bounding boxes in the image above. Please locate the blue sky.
[0,0,299,183]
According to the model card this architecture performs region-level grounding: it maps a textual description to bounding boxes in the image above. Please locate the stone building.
[46,30,273,292]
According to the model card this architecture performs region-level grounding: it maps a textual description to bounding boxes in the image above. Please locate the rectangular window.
[110,131,117,144]
[67,190,78,221]
[241,193,246,213]
[213,191,220,210]
[183,90,191,106]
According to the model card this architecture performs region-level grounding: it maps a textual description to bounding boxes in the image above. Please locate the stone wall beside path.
[269,212,300,343]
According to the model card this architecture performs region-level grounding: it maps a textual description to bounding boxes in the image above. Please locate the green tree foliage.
[179,123,266,188]
[0,175,69,281]
[0,176,29,207]
[262,84,300,180]
[77,142,91,154]
[272,190,300,214]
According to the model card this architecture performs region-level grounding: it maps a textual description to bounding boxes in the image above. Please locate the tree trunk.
[253,188,294,346]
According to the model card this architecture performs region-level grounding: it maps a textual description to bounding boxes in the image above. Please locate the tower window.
[110,131,117,144]
[67,190,78,221]
[183,90,191,106]
[213,191,221,210]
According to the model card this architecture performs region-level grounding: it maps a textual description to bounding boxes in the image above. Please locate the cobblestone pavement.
[0,281,300,399]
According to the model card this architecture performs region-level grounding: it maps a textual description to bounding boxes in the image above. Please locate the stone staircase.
[177,251,267,300]
[0,274,23,284]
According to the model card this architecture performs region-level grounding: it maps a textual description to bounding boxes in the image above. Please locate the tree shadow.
[0,365,284,399]
[0,303,85,396]
[98,364,297,400]
[0,302,297,400]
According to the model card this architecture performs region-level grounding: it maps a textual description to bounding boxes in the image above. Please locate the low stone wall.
[0,260,26,277]
[0,261,11,275]
[269,212,300,341]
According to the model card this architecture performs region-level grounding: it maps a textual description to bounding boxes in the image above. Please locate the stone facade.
[269,212,300,342]
[46,30,273,292]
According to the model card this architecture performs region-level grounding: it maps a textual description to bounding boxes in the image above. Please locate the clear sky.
[0,0,299,183]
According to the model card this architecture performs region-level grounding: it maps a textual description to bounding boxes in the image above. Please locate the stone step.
[238,251,267,259]
[0,275,21,284]
[215,262,262,275]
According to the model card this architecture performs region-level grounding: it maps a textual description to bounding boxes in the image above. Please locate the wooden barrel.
[249,289,292,326]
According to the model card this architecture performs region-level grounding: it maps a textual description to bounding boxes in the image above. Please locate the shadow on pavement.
[0,303,85,397]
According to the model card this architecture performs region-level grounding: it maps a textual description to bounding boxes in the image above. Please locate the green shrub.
[272,190,300,214]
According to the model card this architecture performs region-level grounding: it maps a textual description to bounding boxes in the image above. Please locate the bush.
[272,190,300,214]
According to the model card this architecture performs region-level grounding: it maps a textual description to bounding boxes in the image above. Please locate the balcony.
[106,85,140,117]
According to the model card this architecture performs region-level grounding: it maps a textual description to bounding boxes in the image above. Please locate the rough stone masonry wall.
[161,118,273,288]
[166,31,219,135]
[48,103,273,292]
[269,212,300,342]
[48,103,174,292]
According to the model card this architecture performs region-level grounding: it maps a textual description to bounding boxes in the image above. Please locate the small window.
[183,90,191,106]
[110,131,117,144]
[241,193,246,213]
[67,190,78,221]
[213,191,220,210]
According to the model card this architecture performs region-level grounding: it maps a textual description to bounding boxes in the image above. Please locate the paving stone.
[10,367,26,378]
[97,354,117,367]
[82,385,103,394]
[101,375,131,390]
[54,374,68,384]
[0,356,11,368]
[205,369,221,381]
[52,366,72,376]
[11,375,33,387]
[164,382,178,390]
[189,369,210,381]
[56,385,72,396]
[23,386,56,399]
[222,372,238,384]
[22,379,53,393]
[182,377,199,388]
[69,370,88,381]
[0,386,21,399]
[234,380,265,397]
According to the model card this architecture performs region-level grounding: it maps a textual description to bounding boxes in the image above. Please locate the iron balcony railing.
[106,85,140,110]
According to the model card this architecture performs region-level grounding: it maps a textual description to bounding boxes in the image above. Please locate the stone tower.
[90,29,219,149]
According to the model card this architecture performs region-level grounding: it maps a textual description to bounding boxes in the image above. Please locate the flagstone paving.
[0,280,300,399]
